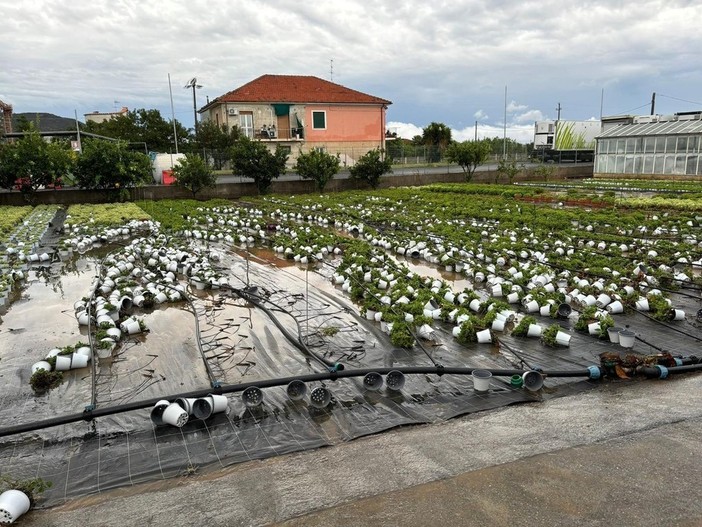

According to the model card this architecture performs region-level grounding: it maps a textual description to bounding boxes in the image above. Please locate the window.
[240,112,254,138]
[312,111,326,130]
[642,155,654,174]
[677,136,688,153]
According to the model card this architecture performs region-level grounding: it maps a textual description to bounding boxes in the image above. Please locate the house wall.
[304,105,385,144]
[202,103,387,165]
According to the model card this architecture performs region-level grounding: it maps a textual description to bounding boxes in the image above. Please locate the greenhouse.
[594,115,702,177]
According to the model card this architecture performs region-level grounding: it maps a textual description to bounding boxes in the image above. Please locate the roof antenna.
[330,58,334,82]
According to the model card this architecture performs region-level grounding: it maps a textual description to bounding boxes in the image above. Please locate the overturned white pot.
[192,394,229,420]
[606,300,624,314]
[555,331,571,346]
[526,324,542,337]
[0,489,31,524]
[476,328,492,343]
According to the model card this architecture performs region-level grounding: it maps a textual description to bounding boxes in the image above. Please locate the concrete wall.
[0,164,593,207]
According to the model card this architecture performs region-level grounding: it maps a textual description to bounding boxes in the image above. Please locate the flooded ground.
[0,226,700,508]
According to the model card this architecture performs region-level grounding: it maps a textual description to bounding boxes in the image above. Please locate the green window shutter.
[313,112,326,129]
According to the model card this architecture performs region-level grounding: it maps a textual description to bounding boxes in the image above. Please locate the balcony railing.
[256,126,304,141]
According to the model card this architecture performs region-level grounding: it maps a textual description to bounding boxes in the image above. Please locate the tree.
[422,122,452,162]
[349,148,392,189]
[533,162,555,182]
[0,131,74,198]
[446,140,492,182]
[195,120,241,169]
[230,137,288,194]
[172,153,217,196]
[84,108,191,152]
[496,158,523,184]
[294,149,340,192]
[74,138,152,191]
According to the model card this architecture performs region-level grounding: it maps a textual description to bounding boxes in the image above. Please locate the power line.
[657,94,702,107]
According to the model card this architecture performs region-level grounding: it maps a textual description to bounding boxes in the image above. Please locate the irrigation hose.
[0,365,598,439]
[233,286,341,372]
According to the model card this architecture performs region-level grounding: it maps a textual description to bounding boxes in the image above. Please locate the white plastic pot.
[161,402,189,427]
[97,339,116,359]
[106,327,122,341]
[365,309,377,321]
[618,329,635,348]
[524,300,539,313]
[606,301,624,314]
[506,292,520,304]
[472,369,492,393]
[635,298,649,311]
[476,328,492,343]
[527,324,542,337]
[668,309,685,321]
[120,318,142,335]
[595,294,612,308]
[555,331,571,347]
[418,324,435,340]
[588,322,601,336]
[192,394,229,420]
[0,489,31,524]
[607,326,622,343]
[54,355,72,371]
[492,319,506,332]
[31,361,52,374]
[150,399,171,425]
[70,353,89,369]
[469,299,481,312]
[539,305,551,317]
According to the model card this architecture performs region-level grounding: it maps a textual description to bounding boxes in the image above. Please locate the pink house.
[199,74,391,165]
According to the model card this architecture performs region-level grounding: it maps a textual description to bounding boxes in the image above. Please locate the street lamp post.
[184,77,202,135]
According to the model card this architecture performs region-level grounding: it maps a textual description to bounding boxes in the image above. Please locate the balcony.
[256,125,304,142]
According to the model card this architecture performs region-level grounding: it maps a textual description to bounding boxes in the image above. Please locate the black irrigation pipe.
[0,365,597,439]
[628,307,702,343]
[233,285,342,372]
[641,362,702,379]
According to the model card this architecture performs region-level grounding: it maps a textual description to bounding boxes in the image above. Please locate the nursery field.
[0,182,700,507]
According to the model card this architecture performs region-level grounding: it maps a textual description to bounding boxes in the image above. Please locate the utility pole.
[502,86,507,160]
[168,74,179,154]
[651,92,656,115]
[474,120,478,141]
[184,77,202,136]
[556,102,562,121]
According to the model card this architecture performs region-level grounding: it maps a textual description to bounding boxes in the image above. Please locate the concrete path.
[19,374,702,527]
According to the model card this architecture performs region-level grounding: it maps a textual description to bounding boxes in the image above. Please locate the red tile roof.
[205,75,391,109]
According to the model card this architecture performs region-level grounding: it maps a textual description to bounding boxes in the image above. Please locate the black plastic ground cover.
[0,240,699,507]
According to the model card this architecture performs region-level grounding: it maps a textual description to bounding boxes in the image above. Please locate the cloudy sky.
[2,0,701,143]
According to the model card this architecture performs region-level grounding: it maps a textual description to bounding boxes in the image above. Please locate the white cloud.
[1,0,700,132]
[513,109,545,123]
[473,109,489,120]
[506,100,528,113]
[386,121,423,139]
